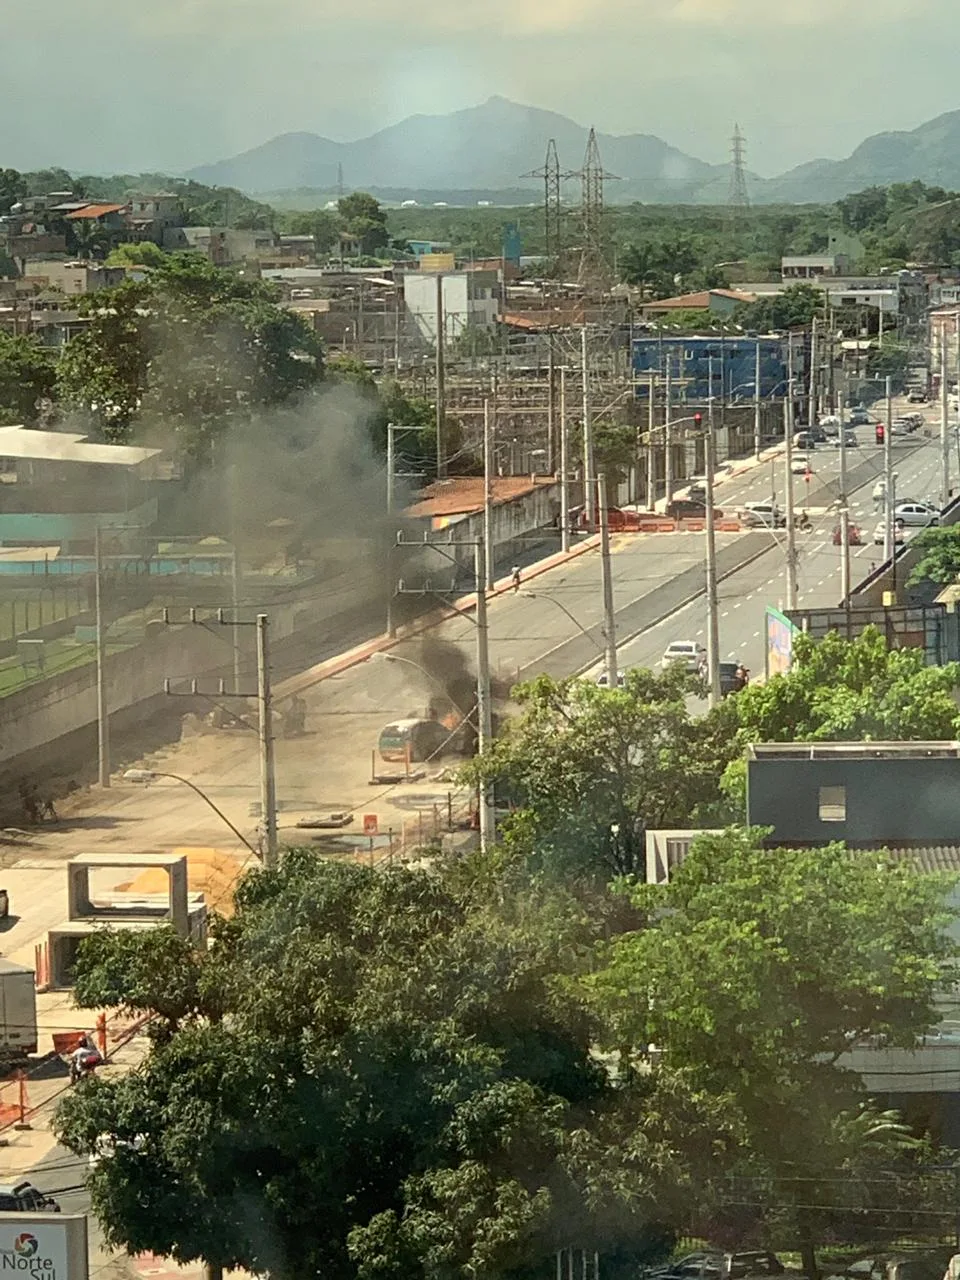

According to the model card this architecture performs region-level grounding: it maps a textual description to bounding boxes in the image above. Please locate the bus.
[377,718,451,764]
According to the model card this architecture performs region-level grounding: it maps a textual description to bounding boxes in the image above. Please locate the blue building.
[632,334,792,404]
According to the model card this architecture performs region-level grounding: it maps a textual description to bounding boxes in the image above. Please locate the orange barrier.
[52,1031,85,1055]
[0,1071,31,1130]
[34,942,50,992]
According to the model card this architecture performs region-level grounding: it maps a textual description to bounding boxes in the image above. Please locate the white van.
[741,501,784,528]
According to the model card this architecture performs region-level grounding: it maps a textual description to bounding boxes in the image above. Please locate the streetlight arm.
[124,770,260,857]
[381,654,469,718]
[520,592,604,651]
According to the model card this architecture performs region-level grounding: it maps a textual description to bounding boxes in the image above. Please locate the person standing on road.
[511,566,521,593]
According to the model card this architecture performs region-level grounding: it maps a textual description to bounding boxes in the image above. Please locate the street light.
[519,591,605,651]
[122,769,260,856]
[378,653,470,718]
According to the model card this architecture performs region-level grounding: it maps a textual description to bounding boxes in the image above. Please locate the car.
[666,498,725,520]
[873,519,905,544]
[719,661,748,696]
[850,408,873,426]
[741,501,785,528]
[891,418,913,436]
[907,388,928,403]
[829,430,859,448]
[791,453,814,474]
[595,670,625,688]
[661,640,707,673]
[895,501,939,526]
[0,1181,60,1213]
[651,1252,784,1280]
[793,431,817,450]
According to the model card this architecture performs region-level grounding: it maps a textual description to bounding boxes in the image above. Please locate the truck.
[0,960,38,1057]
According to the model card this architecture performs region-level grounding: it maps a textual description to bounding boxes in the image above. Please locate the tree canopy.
[0,332,57,425]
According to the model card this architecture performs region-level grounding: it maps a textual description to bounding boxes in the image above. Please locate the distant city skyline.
[3,0,959,177]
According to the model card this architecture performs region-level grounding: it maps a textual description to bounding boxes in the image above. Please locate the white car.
[661,641,707,673]
[872,520,905,545]
[829,431,859,448]
[595,670,625,688]
[894,501,939,527]
[791,454,814,475]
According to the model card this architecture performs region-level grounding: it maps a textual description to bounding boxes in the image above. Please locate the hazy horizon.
[5,0,960,178]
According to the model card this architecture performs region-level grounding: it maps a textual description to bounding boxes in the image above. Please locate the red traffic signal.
[875,423,885,444]
[694,412,703,428]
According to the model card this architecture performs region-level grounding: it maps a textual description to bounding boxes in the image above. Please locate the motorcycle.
[68,1038,103,1085]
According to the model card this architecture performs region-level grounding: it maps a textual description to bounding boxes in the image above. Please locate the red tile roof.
[405,476,556,519]
[65,204,127,221]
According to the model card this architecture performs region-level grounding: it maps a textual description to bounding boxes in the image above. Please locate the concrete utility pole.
[884,377,895,563]
[838,388,850,605]
[581,327,596,528]
[94,525,110,789]
[473,542,495,853]
[808,315,818,425]
[547,338,556,474]
[483,400,495,591]
[560,367,570,554]
[784,357,799,609]
[664,356,674,506]
[646,374,656,510]
[705,381,721,708]
[229,465,242,694]
[256,614,278,869]
[435,273,446,480]
[597,475,618,689]
[753,340,762,459]
[941,340,951,509]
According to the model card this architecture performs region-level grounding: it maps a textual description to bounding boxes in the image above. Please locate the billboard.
[765,606,797,678]
[0,1215,87,1280]
[419,253,455,273]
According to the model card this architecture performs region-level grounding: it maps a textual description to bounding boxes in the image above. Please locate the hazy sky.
[4,0,959,177]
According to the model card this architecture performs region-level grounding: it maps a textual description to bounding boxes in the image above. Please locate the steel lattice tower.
[523,139,563,260]
[568,128,619,290]
[729,124,750,209]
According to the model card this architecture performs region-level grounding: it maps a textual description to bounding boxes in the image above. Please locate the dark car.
[0,1180,60,1213]
[850,408,872,426]
[719,661,747,696]
[667,498,724,520]
[651,1251,783,1280]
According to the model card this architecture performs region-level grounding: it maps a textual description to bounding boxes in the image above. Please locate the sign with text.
[0,1215,87,1280]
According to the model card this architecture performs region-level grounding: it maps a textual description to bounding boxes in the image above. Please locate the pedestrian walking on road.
[511,566,521,593]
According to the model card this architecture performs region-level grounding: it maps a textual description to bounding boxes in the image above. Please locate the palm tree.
[70,220,110,261]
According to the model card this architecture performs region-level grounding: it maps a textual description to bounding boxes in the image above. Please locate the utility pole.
[435,273,446,480]
[884,377,895,562]
[581,327,596,528]
[664,356,674,506]
[256,614,278,869]
[808,316,818,425]
[94,525,110,788]
[705,382,721,708]
[784,354,799,609]
[941,340,951,509]
[473,543,494,852]
[547,338,556,473]
[646,374,656,510]
[560,366,570,553]
[483,400,495,591]
[597,475,618,689]
[386,423,396,636]
[838,385,849,604]
[754,339,762,459]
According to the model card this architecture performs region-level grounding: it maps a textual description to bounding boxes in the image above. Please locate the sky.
[4,0,960,178]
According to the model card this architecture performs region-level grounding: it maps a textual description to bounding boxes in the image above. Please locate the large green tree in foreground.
[590,829,959,1276]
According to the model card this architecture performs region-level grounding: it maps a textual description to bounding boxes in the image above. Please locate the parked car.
[873,519,905,544]
[595,670,625,688]
[661,640,707,673]
[907,387,928,403]
[650,1251,784,1280]
[895,501,939,526]
[0,1181,60,1213]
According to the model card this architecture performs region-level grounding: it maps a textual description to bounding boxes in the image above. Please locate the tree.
[465,670,735,883]
[837,187,890,233]
[620,242,660,295]
[0,333,57,425]
[338,192,389,255]
[285,209,339,255]
[731,626,960,744]
[56,255,323,454]
[909,525,960,587]
[106,241,170,268]
[69,219,111,260]
[735,283,822,332]
[54,853,680,1280]
[0,168,26,216]
[590,827,959,1276]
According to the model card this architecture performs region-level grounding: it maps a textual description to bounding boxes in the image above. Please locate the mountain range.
[187,97,960,206]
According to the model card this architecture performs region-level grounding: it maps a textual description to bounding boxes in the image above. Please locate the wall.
[410,482,562,581]
[746,754,960,845]
[0,500,158,551]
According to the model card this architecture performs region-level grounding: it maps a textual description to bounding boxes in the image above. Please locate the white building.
[403,270,499,349]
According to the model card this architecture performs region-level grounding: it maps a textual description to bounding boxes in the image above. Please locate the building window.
[818,785,846,822]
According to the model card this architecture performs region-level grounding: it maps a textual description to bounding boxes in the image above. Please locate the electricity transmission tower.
[728,124,750,210]
[567,128,619,290]
[523,139,562,260]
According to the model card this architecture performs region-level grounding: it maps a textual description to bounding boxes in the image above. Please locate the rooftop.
[748,741,960,760]
[405,476,557,520]
[643,288,756,310]
[65,203,127,221]
[0,425,161,468]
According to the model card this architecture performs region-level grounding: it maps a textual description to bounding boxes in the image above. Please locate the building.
[21,261,126,296]
[781,253,851,280]
[404,270,499,348]
[640,288,756,320]
[632,333,794,403]
[162,226,230,265]
[125,192,184,244]
[64,203,128,233]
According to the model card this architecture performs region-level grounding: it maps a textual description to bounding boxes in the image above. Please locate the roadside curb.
[277,533,601,698]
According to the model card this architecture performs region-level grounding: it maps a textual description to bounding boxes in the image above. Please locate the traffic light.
[694,412,703,429]
[875,422,884,444]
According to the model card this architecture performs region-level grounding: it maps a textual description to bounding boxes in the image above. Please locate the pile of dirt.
[115,846,252,918]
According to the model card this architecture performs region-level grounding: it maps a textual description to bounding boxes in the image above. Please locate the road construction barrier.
[0,1070,31,1131]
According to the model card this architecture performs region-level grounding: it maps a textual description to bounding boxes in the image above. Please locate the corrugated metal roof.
[0,425,160,467]
[405,476,556,519]
[65,203,127,220]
